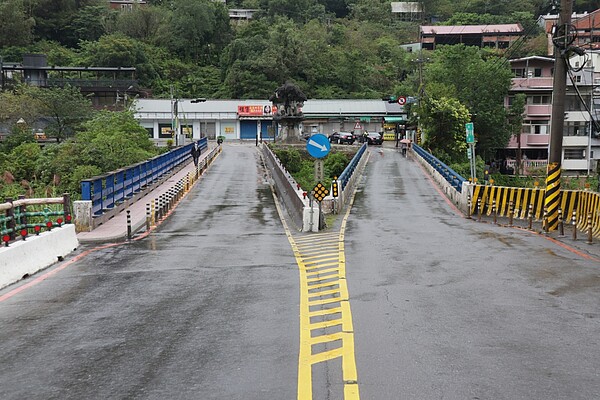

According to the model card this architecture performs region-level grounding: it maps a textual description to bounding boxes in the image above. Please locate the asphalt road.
[0,144,299,400]
[344,146,600,399]
[0,142,599,400]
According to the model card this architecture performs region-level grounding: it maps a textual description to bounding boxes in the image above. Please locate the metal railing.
[81,138,208,217]
[0,194,71,245]
[412,144,467,192]
[339,143,367,190]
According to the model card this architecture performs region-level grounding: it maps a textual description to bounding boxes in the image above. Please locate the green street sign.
[465,122,474,143]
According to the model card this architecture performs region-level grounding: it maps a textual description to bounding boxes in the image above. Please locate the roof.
[509,56,554,63]
[390,2,422,13]
[135,99,405,116]
[421,24,523,35]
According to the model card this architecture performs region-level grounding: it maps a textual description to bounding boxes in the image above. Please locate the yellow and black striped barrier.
[469,184,600,237]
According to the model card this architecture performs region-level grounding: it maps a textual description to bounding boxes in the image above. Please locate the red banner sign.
[237,105,276,116]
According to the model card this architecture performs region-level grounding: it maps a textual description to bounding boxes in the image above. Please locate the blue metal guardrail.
[338,143,367,190]
[412,144,467,192]
[81,138,208,217]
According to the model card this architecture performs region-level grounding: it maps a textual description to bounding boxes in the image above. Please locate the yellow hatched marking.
[309,318,342,330]
[308,296,345,307]
[304,256,339,266]
[307,272,339,282]
[307,268,340,279]
[273,184,360,400]
[305,261,339,271]
[308,281,339,290]
[310,332,344,344]
[309,307,342,317]
[311,347,344,363]
[308,288,341,299]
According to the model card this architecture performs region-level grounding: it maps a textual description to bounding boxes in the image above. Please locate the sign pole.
[466,122,476,183]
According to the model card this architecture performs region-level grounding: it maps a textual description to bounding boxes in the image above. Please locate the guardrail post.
[477,199,482,222]
[18,195,26,232]
[587,212,593,244]
[146,203,151,230]
[467,196,472,219]
[62,193,71,221]
[558,208,564,237]
[127,210,132,240]
[157,196,162,220]
[572,211,577,241]
[528,204,533,230]
[508,201,514,227]
[151,199,156,226]
[492,200,497,224]
[6,197,15,240]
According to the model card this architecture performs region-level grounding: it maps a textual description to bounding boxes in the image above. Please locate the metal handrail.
[81,138,208,217]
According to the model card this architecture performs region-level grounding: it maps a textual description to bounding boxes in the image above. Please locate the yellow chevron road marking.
[282,220,359,400]
[268,169,360,400]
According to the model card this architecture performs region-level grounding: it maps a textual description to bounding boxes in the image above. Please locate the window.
[565,94,590,111]
[528,95,551,104]
[534,68,542,77]
[158,124,173,139]
[512,68,525,78]
[523,120,549,134]
[564,148,585,159]
[565,121,589,136]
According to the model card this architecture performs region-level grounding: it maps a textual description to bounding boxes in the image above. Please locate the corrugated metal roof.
[135,99,405,115]
[421,24,523,35]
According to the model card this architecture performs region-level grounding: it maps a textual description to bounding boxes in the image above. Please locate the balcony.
[506,133,550,148]
[526,104,552,116]
[527,134,550,146]
[512,77,554,89]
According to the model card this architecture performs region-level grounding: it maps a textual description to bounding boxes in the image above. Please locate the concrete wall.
[0,224,79,290]
[412,150,470,213]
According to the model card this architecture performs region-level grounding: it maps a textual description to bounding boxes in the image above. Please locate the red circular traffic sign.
[397,96,407,105]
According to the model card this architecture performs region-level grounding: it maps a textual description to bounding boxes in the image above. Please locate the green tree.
[423,45,513,160]
[70,4,114,42]
[114,5,171,46]
[420,96,470,163]
[0,0,35,47]
[77,110,158,172]
[30,85,95,142]
[6,142,42,183]
[168,0,232,62]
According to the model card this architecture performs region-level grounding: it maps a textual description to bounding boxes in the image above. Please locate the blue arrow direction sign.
[306,133,331,159]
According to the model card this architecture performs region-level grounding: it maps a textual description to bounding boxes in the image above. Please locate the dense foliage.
[0,0,556,100]
[1,0,598,201]
[270,145,350,190]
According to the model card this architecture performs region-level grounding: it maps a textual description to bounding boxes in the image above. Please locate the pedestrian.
[190,141,200,167]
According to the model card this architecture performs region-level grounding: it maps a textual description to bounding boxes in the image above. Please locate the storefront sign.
[238,105,277,116]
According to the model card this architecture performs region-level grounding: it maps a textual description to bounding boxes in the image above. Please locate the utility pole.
[546,0,573,231]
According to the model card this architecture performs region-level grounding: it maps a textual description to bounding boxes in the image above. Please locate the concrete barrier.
[0,224,79,290]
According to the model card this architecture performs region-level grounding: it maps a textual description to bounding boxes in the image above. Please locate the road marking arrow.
[308,139,328,152]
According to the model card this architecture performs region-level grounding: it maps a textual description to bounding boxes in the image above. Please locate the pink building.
[420,24,523,51]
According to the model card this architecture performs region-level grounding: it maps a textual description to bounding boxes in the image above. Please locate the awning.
[384,116,404,122]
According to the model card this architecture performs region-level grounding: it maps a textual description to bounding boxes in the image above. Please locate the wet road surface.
[344,146,600,399]
[0,143,599,400]
[0,144,299,400]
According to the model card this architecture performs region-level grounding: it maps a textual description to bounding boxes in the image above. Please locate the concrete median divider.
[0,224,79,290]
